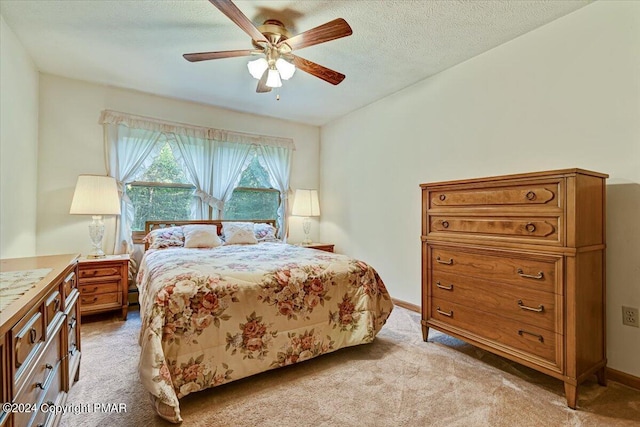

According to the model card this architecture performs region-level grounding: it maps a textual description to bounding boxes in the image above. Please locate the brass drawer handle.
[518,300,544,312]
[436,306,453,317]
[436,281,454,291]
[436,256,453,265]
[441,220,449,229]
[517,269,543,280]
[82,296,99,304]
[525,222,536,233]
[439,194,446,201]
[525,191,536,201]
[29,327,37,344]
[518,329,544,343]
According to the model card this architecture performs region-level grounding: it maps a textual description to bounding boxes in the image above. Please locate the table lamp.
[292,189,320,245]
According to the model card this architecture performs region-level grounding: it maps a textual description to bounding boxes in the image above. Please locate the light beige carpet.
[61,306,640,426]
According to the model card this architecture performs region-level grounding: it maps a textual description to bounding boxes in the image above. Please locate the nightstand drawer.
[79,282,119,295]
[78,265,121,280]
[80,292,120,308]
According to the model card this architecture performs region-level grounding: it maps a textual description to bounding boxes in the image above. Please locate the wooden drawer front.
[431,297,561,369]
[79,265,121,280]
[35,362,63,427]
[15,322,61,396]
[13,360,61,427]
[431,271,557,332]
[44,287,63,331]
[63,271,77,298]
[67,304,79,358]
[79,281,119,295]
[430,246,560,294]
[80,291,120,309]
[12,307,45,379]
[429,216,560,244]
[428,180,561,210]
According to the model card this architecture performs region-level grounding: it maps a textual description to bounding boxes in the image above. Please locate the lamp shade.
[69,175,121,215]
[292,189,320,217]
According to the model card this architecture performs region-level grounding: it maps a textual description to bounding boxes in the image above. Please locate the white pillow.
[183,225,222,248]
[223,222,258,245]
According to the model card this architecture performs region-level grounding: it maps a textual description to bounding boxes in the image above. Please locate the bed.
[136,220,394,423]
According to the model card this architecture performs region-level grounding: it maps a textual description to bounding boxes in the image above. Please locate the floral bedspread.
[137,242,393,423]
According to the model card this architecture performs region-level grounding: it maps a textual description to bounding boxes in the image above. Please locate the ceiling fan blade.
[183,49,257,62]
[209,0,269,44]
[256,69,272,93]
[280,18,352,51]
[292,55,345,85]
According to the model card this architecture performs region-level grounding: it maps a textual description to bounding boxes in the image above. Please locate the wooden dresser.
[421,169,607,409]
[0,254,81,427]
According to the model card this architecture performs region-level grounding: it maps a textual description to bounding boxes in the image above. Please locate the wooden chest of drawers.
[77,255,129,320]
[421,169,607,409]
[0,254,81,427]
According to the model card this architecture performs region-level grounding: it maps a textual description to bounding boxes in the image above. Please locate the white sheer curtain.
[105,123,163,253]
[169,134,217,219]
[258,145,293,239]
[211,141,252,219]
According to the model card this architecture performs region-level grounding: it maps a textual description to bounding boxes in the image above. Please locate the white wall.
[0,15,39,258]
[320,1,640,377]
[36,74,320,256]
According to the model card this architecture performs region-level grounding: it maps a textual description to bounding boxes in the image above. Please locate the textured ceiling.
[0,0,591,126]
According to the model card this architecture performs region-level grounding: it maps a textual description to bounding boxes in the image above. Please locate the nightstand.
[300,243,335,253]
[77,254,129,320]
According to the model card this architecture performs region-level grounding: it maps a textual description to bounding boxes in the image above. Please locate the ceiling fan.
[183,0,353,93]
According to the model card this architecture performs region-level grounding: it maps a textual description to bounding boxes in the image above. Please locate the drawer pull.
[54,298,61,312]
[518,329,544,343]
[82,296,99,304]
[525,191,536,201]
[69,343,77,355]
[29,327,38,344]
[439,194,446,201]
[517,269,543,280]
[436,281,454,291]
[525,222,536,233]
[35,382,45,390]
[45,363,53,370]
[69,316,77,329]
[518,300,544,312]
[436,256,453,265]
[85,286,99,293]
[436,306,453,317]
[441,220,449,229]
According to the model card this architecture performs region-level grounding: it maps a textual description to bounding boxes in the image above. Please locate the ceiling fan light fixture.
[275,58,296,80]
[266,68,282,88]
[247,57,268,79]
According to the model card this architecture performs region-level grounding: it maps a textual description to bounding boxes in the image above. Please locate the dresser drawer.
[431,271,558,332]
[12,306,45,383]
[62,271,77,299]
[427,179,562,210]
[12,322,62,427]
[79,282,119,295]
[78,265,122,280]
[80,291,120,308]
[44,287,63,332]
[428,215,561,245]
[430,245,561,294]
[431,297,561,370]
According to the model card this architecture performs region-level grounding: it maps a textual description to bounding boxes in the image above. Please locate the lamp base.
[88,215,106,259]
[302,217,312,245]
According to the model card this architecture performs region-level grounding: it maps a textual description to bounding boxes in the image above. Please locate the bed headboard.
[143,219,277,250]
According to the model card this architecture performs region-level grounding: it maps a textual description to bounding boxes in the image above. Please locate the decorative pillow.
[254,222,279,242]
[222,222,258,245]
[143,226,184,249]
[183,225,222,248]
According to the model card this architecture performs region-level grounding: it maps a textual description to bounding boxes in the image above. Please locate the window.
[223,152,280,220]
[127,142,194,232]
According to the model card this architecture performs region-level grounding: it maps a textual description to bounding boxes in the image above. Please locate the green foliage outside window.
[127,143,193,231]
[223,155,279,220]
[127,144,280,230]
